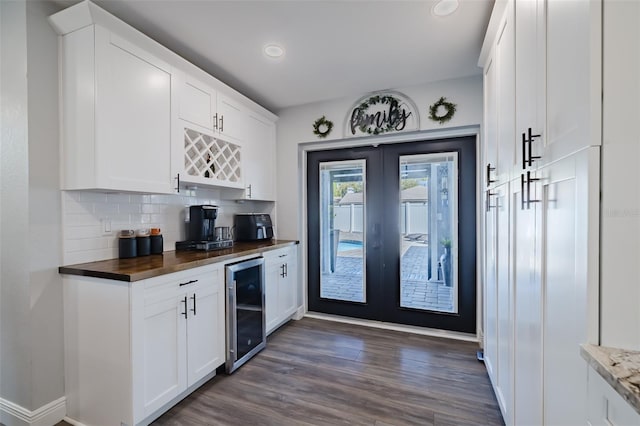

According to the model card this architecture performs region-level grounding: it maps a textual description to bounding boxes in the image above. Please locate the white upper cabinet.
[59,25,173,194]
[217,94,246,144]
[176,73,217,132]
[544,0,602,163]
[174,71,246,144]
[495,1,516,184]
[515,0,545,173]
[50,1,278,194]
[240,113,277,201]
[482,0,514,187]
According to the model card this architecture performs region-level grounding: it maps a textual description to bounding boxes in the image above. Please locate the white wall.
[26,0,66,411]
[275,75,482,240]
[1,0,68,419]
[1,0,32,413]
[600,0,640,350]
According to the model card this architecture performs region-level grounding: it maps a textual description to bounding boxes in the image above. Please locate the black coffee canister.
[136,229,151,256]
[150,228,163,254]
[118,230,137,258]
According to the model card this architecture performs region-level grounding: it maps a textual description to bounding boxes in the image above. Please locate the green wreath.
[428,97,457,124]
[312,116,334,138]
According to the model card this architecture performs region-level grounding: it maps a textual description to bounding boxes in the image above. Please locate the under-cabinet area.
[60,241,299,426]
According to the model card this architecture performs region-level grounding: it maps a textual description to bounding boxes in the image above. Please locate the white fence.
[333,203,428,235]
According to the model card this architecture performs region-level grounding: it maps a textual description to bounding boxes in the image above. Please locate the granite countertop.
[59,239,298,282]
[581,344,640,415]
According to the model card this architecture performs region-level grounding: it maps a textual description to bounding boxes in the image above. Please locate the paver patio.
[320,244,454,312]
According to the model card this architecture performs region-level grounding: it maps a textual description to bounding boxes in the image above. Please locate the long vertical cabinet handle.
[190,293,197,316]
[174,173,180,193]
[219,115,224,132]
[213,113,218,130]
[486,163,496,187]
[486,190,497,212]
[284,263,288,277]
[181,296,188,319]
[526,171,541,209]
[526,128,542,167]
[247,184,252,199]
[520,174,527,210]
[522,133,528,169]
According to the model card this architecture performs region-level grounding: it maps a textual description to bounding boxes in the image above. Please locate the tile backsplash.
[62,188,274,265]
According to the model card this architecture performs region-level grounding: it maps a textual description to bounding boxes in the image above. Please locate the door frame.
[297,126,484,339]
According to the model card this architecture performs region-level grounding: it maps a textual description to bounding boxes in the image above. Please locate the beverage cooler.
[225,257,266,373]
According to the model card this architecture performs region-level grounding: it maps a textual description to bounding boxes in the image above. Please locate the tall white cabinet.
[480,1,601,425]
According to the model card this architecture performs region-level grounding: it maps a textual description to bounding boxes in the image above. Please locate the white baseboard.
[63,417,88,426]
[305,312,479,342]
[293,306,305,320]
[0,397,65,426]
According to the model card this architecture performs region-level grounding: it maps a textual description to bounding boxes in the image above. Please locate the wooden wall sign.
[345,91,419,137]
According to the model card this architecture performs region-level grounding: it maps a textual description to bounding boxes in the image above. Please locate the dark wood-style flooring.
[58,318,504,425]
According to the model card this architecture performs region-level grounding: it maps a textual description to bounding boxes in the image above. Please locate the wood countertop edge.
[59,240,299,282]
[581,343,640,416]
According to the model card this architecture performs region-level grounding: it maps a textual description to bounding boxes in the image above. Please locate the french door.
[307,137,476,333]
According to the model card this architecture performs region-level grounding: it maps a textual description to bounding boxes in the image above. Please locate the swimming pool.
[338,240,363,252]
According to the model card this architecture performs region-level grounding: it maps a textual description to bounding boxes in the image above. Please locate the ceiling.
[51,0,494,113]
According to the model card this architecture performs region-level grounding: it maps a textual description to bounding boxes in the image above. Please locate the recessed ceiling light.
[264,44,285,59]
[432,0,459,17]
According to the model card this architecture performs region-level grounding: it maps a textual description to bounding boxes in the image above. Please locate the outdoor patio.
[320,242,454,313]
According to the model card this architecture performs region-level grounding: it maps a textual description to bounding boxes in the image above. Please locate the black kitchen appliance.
[225,257,266,373]
[234,213,274,241]
[175,205,234,251]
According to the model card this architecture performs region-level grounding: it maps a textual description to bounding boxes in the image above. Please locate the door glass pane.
[319,160,366,303]
[399,153,458,313]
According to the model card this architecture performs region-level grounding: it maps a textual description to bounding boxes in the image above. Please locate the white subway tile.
[119,203,141,214]
[106,193,131,204]
[64,225,102,240]
[80,192,108,203]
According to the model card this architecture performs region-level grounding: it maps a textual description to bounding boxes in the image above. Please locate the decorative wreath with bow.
[428,97,457,124]
[312,116,334,138]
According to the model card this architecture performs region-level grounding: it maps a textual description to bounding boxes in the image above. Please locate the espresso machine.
[175,205,234,251]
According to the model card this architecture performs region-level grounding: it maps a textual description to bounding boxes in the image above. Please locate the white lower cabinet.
[264,246,298,335]
[587,367,640,426]
[64,264,225,426]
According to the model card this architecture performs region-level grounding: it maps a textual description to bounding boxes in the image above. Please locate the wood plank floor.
[57,318,503,425]
[152,318,503,426]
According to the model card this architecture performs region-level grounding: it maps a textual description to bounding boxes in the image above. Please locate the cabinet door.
[537,149,599,425]
[176,73,215,132]
[483,188,499,385]
[95,28,172,193]
[142,295,187,417]
[217,94,246,143]
[186,270,225,385]
[515,0,545,173]
[587,366,640,426]
[243,113,276,200]
[545,0,601,163]
[483,49,498,188]
[265,258,281,334]
[495,2,516,184]
[280,254,297,319]
[495,182,513,425]
[511,174,542,426]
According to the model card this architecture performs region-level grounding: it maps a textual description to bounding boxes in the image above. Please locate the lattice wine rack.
[184,128,241,184]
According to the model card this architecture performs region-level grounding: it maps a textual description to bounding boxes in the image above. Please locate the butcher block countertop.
[59,239,298,282]
[581,343,640,415]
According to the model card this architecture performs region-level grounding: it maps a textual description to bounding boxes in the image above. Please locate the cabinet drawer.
[143,265,220,305]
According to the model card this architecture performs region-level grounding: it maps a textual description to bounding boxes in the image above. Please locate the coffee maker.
[175,205,234,251]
